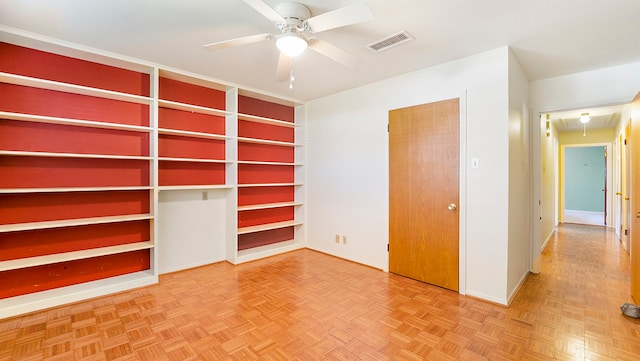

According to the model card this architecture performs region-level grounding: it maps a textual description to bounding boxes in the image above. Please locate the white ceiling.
[548,105,624,133]
[1,0,640,103]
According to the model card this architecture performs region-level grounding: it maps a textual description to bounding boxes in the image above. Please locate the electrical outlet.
[342,235,347,244]
[335,234,340,243]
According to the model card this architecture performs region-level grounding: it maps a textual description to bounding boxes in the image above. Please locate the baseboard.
[507,271,530,306]
[541,227,556,251]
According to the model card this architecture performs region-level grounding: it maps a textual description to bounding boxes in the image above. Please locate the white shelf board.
[0,241,154,272]
[158,185,233,191]
[237,202,303,211]
[0,213,154,233]
[238,113,297,128]
[158,157,230,164]
[0,150,152,161]
[237,183,303,188]
[158,99,228,117]
[0,72,152,105]
[237,137,300,147]
[0,186,153,194]
[0,111,152,132]
[237,220,303,234]
[237,161,301,166]
[158,128,229,140]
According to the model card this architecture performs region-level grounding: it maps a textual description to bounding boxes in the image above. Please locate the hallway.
[1,224,640,360]
[513,224,640,360]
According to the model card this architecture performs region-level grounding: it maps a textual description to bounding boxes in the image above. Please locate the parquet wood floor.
[2,223,640,360]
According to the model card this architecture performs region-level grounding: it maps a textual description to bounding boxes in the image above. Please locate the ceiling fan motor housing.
[275,2,311,31]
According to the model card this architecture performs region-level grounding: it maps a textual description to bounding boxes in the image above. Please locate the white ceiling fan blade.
[204,33,272,51]
[308,39,358,68]
[305,2,373,33]
[243,0,286,24]
[275,53,293,82]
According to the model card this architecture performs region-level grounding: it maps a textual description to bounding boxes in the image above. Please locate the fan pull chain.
[289,59,295,89]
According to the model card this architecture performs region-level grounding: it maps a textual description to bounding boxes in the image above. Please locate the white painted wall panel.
[507,49,532,302]
[158,190,228,274]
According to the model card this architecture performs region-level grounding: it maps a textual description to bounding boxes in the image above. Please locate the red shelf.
[238,186,295,206]
[238,142,295,163]
[0,83,150,127]
[238,206,294,228]
[0,190,150,225]
[158,161,225,186]
[238,164,294,184]
[158,107,225,135]
[0,220,150,261]
[159,135,225,160]
[238,120,294,143]
[0,42,150,96]
[238,95,294,123]
[0,249,150,299]
[159,77,225,110]
[0,119,149,156]
[0,156,150,189]
[238,227,295,251]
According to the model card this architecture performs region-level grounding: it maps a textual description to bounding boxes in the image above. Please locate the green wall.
[564,146,605,212]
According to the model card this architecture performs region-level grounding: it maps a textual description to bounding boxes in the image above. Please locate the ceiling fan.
[204,0,374,85]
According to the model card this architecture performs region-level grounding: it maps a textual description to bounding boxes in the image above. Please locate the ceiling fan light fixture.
[276,31,308,57]
[580,112,590,123]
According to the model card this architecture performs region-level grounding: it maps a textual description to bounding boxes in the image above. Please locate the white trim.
[560,143,612,227]
[507,270,529,305]
[541,227,556,251]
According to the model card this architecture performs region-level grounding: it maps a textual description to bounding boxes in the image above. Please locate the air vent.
[367,31,415,53]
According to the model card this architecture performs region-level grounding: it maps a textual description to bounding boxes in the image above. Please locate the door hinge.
[387,244,389,252]
[625,229,629,236]
[625,139,628,145]
[387,124,389,132]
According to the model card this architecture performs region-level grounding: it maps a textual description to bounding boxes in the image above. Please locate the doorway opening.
[561,145,607,226]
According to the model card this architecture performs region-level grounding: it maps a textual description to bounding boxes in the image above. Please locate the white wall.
[158,190,228,274]
[507,50,531,302]
[530,61,640,112]
[306,47,512,304]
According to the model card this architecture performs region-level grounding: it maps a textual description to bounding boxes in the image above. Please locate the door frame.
[386,90,468,295]
[559,143,612,226]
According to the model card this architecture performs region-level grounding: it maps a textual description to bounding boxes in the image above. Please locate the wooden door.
[630,92,640,303]
[389,98,459,291]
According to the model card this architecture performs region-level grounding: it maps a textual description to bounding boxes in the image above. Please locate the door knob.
[448,203,457,211]
[616,192,622,195]
[636,212,640,219]
[626,196,631,200]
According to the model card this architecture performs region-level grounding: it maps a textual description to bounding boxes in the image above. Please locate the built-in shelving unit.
[234,94,304,261]
[0,29,305,318]
[157,73,229,188]
[0,39,156,317]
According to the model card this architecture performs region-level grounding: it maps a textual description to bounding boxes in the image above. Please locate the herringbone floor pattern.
[1,224,640,360]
